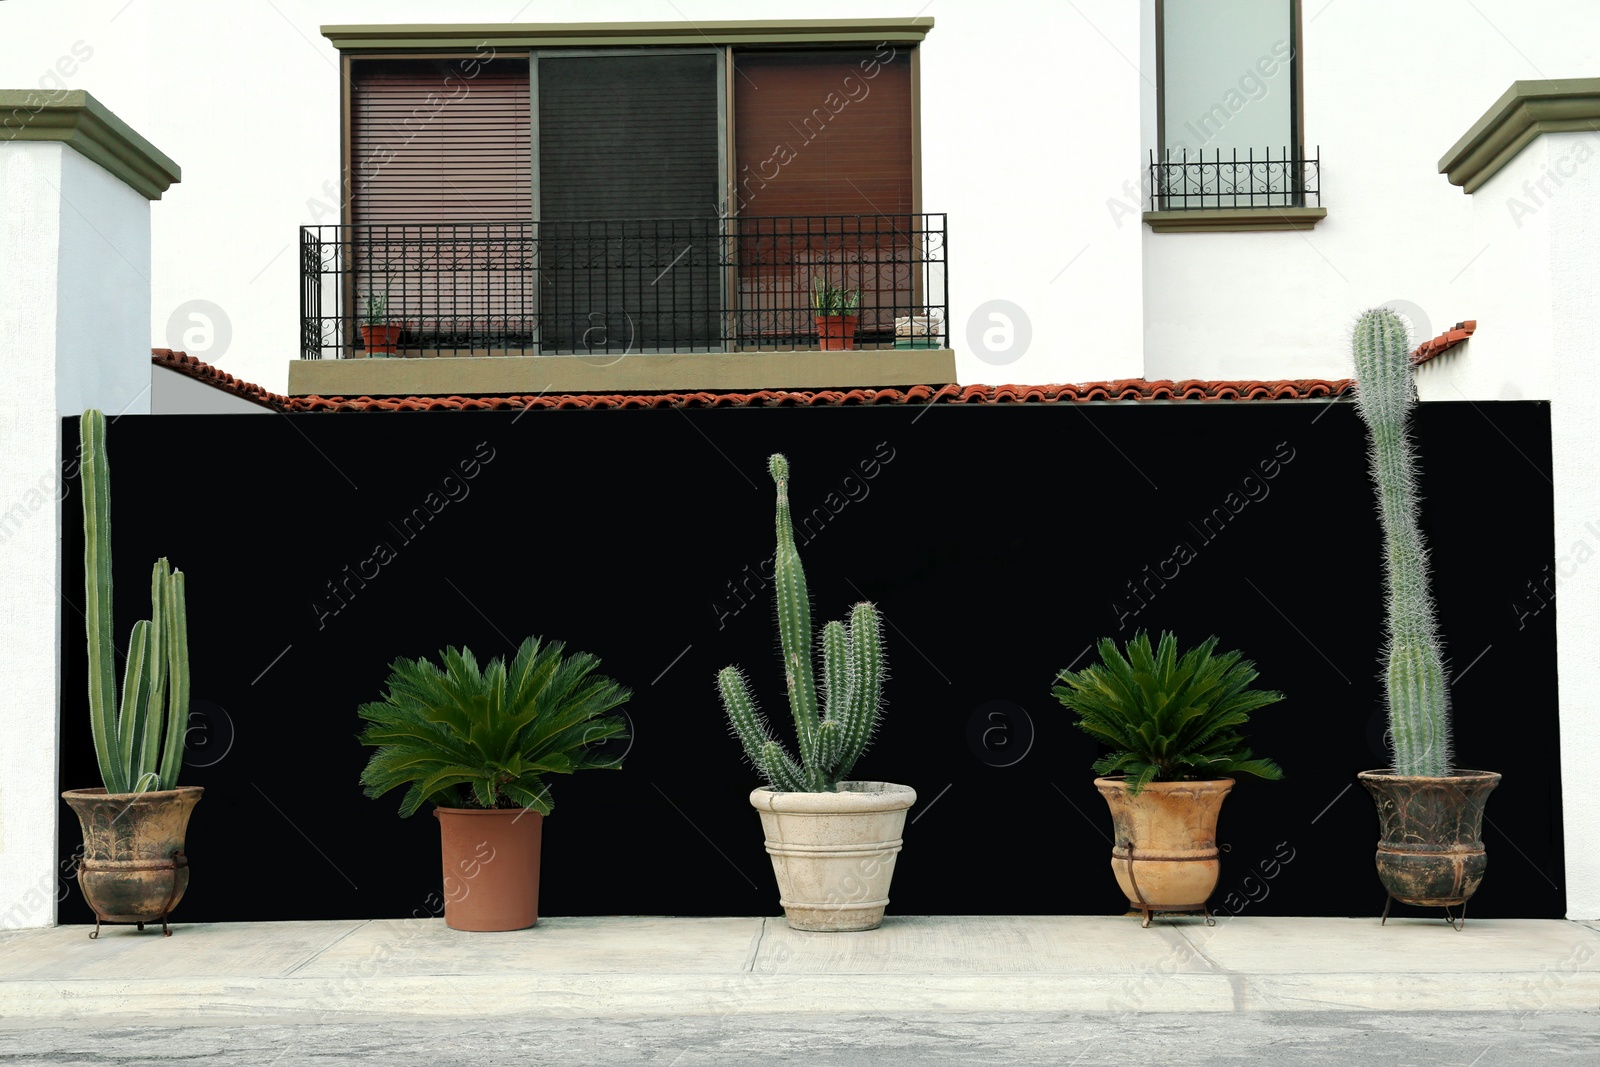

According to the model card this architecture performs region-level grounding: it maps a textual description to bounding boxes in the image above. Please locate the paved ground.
[5,915,1600,1019]
[2,915,1598,1063]
[2,1012,1598,1066]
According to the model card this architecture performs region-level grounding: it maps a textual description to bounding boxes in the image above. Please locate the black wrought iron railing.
[299,214,948,359]
[1148,147,1320,211]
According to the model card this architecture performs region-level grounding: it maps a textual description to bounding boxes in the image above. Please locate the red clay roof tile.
[152,349,1354,413]
[1412,320,1476,365]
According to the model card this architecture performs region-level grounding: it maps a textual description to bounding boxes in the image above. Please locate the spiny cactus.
[717,453,885,792]
[82,409,191,795]
[1351,309,1452,777]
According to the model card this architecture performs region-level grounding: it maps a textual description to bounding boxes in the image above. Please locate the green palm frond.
[1053,630,1284,796]
[357,636,632,817]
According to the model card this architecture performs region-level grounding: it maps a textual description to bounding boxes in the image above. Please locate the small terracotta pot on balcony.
[814,315,859,351]
[360,323,402,356]
[1358,768,1500,920]
[61,786,203,936]
[434,807,543,932]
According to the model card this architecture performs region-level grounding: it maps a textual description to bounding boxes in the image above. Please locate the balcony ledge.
[286,349,958,398]
[1142,207,1327,233]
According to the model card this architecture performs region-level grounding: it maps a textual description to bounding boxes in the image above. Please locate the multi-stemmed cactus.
[1351,309,1452,778]
[717,454,885,792]
[81,409,191,795]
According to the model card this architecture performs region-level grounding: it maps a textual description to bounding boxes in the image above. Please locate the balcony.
[1143,147,1326,233]
[293,214,951,396]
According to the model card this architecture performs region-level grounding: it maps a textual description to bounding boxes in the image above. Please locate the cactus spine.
[1351,309,1452,777]
[81,410,191,795]
[717,453,886,792]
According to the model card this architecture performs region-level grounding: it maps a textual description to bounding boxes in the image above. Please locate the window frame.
[1153,0,1305,166]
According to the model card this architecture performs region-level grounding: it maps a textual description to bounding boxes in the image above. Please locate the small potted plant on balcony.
[1052,630,1284,927]
[359,291,401,356]
[811,277,860,351]
[357,636,631,932]
[1350,307,1501,926]
[61,409,202,938]
[717,454,916,932]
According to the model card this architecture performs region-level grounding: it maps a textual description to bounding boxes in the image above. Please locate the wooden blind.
[732,50,913,219]
[732,50,916,343]
[349,57,531,225]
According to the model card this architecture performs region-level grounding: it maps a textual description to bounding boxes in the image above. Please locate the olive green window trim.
[288,349,957,397]
[1143,207,1326,232]
[1440,78,1600,194]
[322,19,933,52]
[0,90,180,200]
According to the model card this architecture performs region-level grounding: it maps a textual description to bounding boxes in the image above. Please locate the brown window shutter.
[732,49,917,345]
[350,57,531,226]
[732,50,913,219]
[347,57,532,351]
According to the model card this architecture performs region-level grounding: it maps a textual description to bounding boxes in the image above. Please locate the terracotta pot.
[61,786,203,934]
[434,807,542,931]
[1094,777,1233,924]
[1358,768,1500,908]
[360,323,402,355]
[750,781,916,932]
[814,315,859,351]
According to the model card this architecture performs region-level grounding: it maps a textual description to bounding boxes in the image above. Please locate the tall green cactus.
[81,410,191,795]
[1351,309,1452,777]
[717,453,886,792]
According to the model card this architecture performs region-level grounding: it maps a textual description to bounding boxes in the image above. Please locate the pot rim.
[1092,776,1235,790]
[62,785,204,801]
[433,805,545,819]
[1357,768,1501,783]
[750,781,916,813]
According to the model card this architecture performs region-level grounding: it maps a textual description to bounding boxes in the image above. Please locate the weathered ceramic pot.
[1358,769,1500,907]
[1095,777,1233,923]
[750,781,916,932]
[435,807,543,932]
[62,786,203,932]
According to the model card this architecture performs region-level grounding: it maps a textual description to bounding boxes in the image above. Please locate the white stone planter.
[749,781,917,932]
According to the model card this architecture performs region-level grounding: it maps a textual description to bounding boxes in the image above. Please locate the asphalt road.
[2,1011,1598,1066]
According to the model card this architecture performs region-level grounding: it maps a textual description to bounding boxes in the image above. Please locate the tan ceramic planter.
[750,781,916,932]
[435,807,542,932]
[1094,777,1233,925]
[61,786,203,936]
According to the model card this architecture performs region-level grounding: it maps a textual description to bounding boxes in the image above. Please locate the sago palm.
[1052,631,1284,795]
[357,636,631,817]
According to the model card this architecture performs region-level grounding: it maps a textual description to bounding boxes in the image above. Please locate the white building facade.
[4,0,1600,920]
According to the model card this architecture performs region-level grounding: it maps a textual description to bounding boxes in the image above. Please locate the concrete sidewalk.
[1,915,1597,1025]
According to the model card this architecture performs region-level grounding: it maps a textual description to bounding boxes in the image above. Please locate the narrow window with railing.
[1149,0,1322,226]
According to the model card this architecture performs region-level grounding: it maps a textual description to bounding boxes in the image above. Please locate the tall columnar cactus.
[81,410,191,795]
[1351,309,1452,777]
[717,454,885,792]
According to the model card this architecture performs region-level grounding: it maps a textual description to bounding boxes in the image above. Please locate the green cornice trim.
[1143,207,1327,233]
[321,18,933,51]
[0,90,179,200]
[1440,78,1600,194]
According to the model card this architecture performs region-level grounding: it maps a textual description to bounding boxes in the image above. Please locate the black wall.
[57,400,1561,922]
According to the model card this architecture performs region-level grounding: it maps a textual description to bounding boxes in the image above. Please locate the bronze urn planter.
[61,786,203,936]
[1358,769,1500,924]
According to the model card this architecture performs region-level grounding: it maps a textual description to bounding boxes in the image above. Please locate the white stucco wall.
[0,0,1148,392]
[152,364,272,415]
[0,139,153,930]
[1540,131,1600,919]
[1141,0,1600,383]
